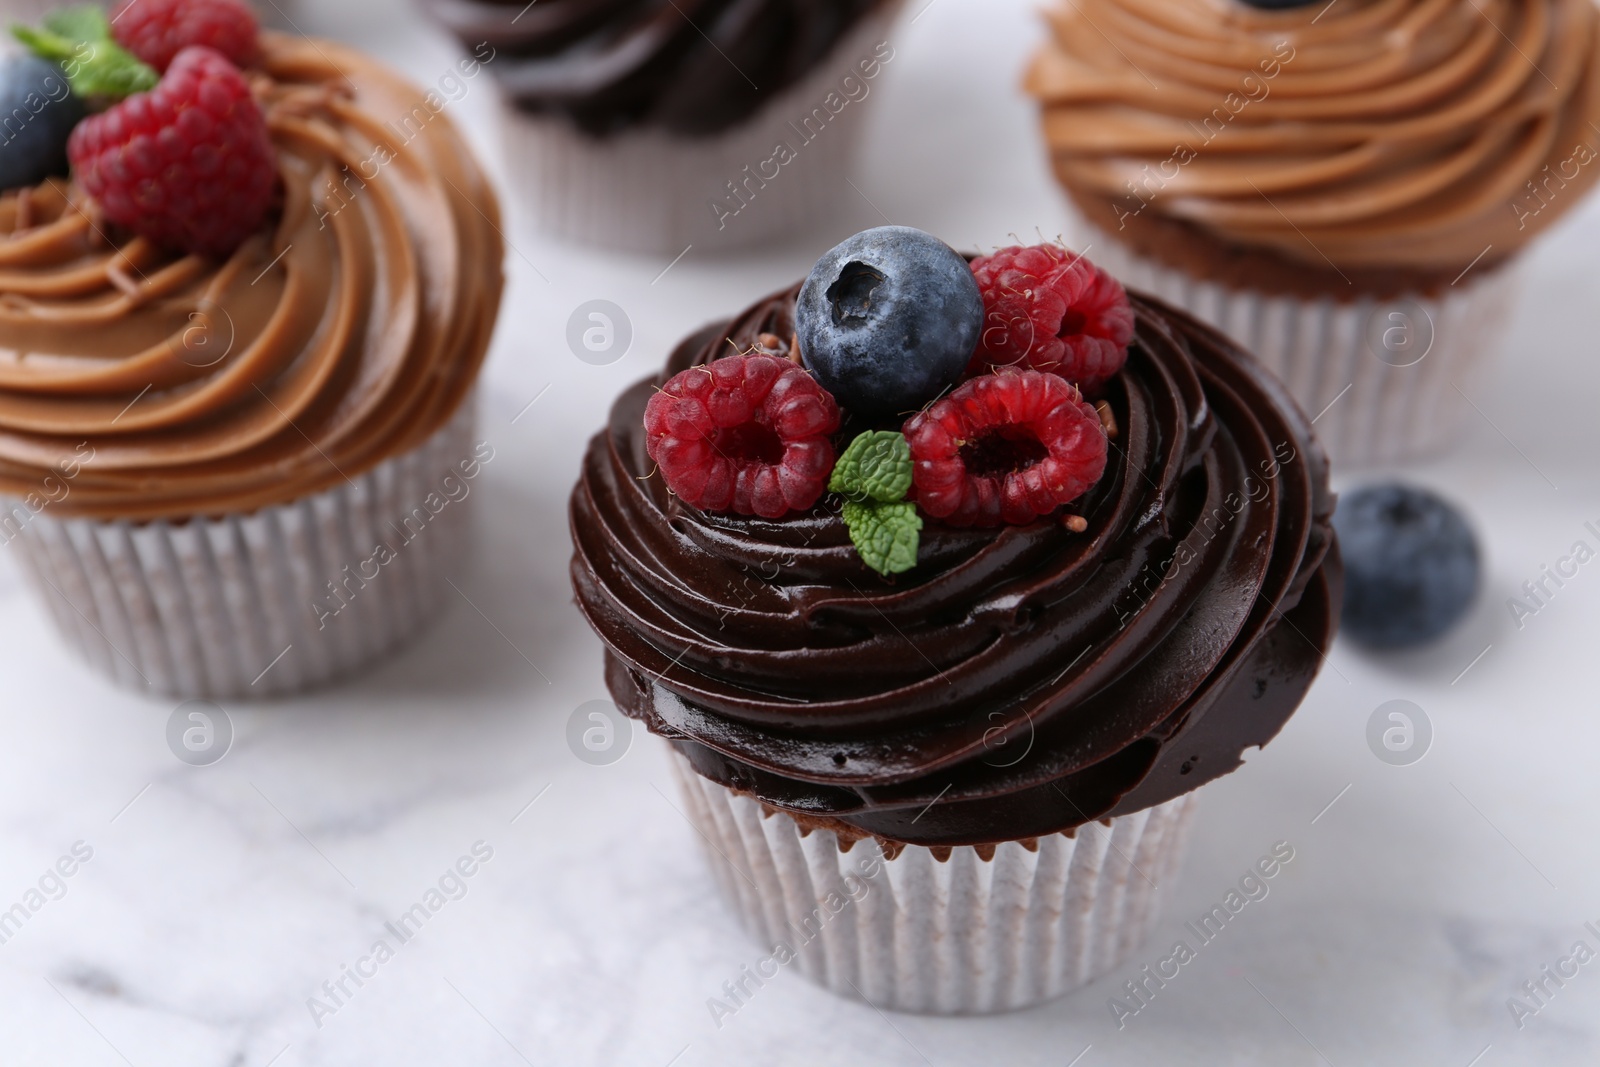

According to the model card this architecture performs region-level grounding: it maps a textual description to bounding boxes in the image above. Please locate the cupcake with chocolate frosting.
[424,0,905,252]
[570,227,1341,1012]
[1028,0,1600,465]
[0,3,504,698]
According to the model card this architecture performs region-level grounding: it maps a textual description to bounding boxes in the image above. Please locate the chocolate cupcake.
[0,7,503,697]
[1028,0,1600,466]
[424,0,905,252]
[571,228,1340,1012]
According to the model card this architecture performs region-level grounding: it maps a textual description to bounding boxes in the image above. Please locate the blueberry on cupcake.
[0,1,505,697]
[571,226,1341,1012]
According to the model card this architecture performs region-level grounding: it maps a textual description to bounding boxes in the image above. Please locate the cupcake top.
[424,0,894,136]
[571,229,1341,848]
[0,21,503,521]
[1029,0,1600,282]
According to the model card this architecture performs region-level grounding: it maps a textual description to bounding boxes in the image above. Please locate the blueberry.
[0,54,86,193]
[1335,484,1481,649]
[796,226,983,418]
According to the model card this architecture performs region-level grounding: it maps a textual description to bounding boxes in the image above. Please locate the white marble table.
[2,0,1599,1063]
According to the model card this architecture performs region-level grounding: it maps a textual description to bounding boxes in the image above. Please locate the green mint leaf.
[842,500,922,577]
[70,41,158,98]
[42,6,112,42]
[829,430,913,504]
[11,26,78,63]
[13,13,157,101]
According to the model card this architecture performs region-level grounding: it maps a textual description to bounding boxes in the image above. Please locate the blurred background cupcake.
[0,2,503,698]
[571,229,1341,1012]
[422,0,906,254]
[1028,0,1600,467]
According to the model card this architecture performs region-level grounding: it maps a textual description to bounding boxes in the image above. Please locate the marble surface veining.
[1,0,1598,1063]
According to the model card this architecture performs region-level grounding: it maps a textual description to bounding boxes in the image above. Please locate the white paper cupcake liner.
[670,748,1200,1014]
[500,6,904,255]
[2,397,480,701]
[1074,218,1521,469]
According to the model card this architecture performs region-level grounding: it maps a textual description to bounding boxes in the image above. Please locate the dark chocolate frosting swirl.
[571,285,1341,847]
[423,0,892,135]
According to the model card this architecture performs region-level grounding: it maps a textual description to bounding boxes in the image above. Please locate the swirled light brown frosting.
[1029,0,1600,274]
[0,32,504,521]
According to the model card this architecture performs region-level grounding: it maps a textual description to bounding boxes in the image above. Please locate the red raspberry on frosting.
[111,0,261,73]
[904,369,1107,528]
[968,244,1134,391]
[644,354,841,519]
[68,46,278,259]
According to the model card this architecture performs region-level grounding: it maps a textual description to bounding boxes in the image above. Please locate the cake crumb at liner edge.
[2,396,481,701]
[1073,217,1522,469]
[669,747,1200,1015]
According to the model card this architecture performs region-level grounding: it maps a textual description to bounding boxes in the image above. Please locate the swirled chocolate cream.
[423,0,898,135]
[1028,0,1600,296]
[572,228,1341,848]
[0,27,503,521]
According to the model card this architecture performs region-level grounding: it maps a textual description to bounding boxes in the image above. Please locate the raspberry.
[68,47,277,258]
[111,0,261,72]
[644,355,841,519]
[903,370,1107,528]
[969,244,1134,391]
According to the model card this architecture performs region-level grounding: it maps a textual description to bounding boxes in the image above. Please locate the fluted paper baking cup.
[2,397,481,700]
[670,748,1200,1014]
[1075,219,1521,469]
[500,6,904,255]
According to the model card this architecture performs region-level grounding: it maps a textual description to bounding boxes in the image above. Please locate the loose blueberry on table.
[1335,484,1481,649]
[645,227,1132,577]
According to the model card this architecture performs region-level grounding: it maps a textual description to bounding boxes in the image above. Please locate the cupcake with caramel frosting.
[1028,0,1600,465]
[0,7,504,698]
